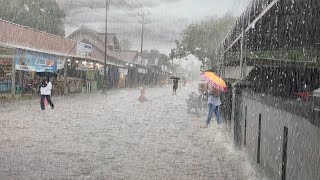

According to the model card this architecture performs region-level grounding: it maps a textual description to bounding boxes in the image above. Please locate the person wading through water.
[201,84,222,128]
[39,79,54,110]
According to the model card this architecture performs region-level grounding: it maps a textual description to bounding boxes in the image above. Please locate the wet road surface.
[0,84,265,179]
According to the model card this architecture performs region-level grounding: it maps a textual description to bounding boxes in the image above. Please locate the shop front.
[138,67,148,86]
[118,67,128,88]
[0,47,65,96]
[15,49,59,94]
[0,47,13,94]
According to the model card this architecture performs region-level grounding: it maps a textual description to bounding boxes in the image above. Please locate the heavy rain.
[0,0,319,179]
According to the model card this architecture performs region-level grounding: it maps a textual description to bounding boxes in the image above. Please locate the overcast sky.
[57,0,251,54]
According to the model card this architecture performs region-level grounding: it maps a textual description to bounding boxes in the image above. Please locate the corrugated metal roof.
[0,19,77,56]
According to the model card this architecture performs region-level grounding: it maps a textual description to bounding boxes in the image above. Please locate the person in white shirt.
[40,80,47,110]
[39,79,54,110]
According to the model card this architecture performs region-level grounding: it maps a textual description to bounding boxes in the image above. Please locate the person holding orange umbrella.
[200,71,227,128]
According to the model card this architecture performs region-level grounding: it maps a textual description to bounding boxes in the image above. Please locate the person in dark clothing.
[173,79,178,95]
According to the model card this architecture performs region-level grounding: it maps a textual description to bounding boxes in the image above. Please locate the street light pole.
[103,0,109,93]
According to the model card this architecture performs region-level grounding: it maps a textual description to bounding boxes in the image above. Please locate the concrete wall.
[240,93,320,180]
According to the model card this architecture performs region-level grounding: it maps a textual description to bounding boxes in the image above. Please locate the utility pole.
[170,49,175,75]
[239,29,244,80]
[103,0,109,93]
[140,11,145,58]
[139,11,151,63]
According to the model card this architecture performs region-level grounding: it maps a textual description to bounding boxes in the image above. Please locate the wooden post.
[103,0,109,94]
[64,57,68,94]
[221,52,225,78]
[11,48,16,97]
[243,30,247,79]
[240,30,244,80]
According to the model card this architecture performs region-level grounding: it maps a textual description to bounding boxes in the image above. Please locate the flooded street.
[0,0,319,179]
[0,84,264,179]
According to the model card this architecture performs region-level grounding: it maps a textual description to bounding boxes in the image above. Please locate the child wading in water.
[139,87,148,102]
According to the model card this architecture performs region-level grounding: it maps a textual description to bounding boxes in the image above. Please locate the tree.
[158,53,171,68]
[0,0,65,36]
[175,14,235,67]
[119,39,132,50]
[142,49,160,65]
[141,49,171,67]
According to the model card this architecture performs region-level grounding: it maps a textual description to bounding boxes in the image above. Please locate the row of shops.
[0,46,171,96]
[0,19,172,97]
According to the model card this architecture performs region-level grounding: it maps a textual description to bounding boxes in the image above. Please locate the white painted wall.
[224,66,254,79]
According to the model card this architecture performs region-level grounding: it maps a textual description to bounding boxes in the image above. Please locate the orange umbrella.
[201,71,227,92]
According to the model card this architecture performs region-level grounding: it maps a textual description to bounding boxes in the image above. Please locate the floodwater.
[0,83,266,179]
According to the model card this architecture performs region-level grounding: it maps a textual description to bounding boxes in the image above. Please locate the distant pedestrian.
[201,84,222,128]
[173,79,178,95]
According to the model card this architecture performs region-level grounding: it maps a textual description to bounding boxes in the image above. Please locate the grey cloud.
[161,0,182,3]
[58,0,162,12]
[59,0,249,53]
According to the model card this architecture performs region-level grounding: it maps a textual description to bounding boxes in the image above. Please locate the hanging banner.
[99,66,109,75]
[57,58,66,70]
[15,49,57,72]
[119,68,128,75]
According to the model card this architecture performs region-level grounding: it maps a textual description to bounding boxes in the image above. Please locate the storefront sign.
[76,42,92,58]
[138,68,147,74]
[161,65,165,71]
[15,49,57,72]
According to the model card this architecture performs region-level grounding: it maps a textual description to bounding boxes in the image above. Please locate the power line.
[116,0,141,16]
[138,11,151,57]
[75,1,128,23]
[119,0,140,12]
[109,2,140,21]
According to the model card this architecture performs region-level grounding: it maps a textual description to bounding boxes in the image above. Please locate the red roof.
[0,19,77,56]
[111,50,139,63]
[67,26,140,64]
